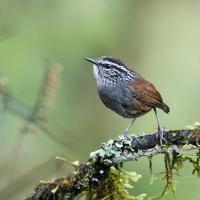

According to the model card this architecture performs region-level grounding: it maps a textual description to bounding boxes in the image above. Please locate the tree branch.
[26,125,200,200]
[91,127,200,165]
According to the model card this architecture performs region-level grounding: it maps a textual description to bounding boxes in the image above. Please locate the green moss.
[100,166,146,200]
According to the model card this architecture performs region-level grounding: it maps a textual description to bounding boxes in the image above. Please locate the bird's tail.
[161,103,170,113]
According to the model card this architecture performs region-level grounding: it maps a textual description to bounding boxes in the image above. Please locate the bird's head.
[84,56,135,85]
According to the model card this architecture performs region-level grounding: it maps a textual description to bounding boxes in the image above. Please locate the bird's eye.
[104,65,110,69]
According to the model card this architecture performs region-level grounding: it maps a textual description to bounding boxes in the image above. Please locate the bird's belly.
[98,85,136,118]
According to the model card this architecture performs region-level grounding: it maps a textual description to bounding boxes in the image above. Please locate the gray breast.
[97,83,135,118]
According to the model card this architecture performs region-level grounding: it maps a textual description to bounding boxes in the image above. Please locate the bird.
[84,56,170,144]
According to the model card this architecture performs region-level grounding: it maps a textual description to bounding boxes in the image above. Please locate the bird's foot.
[157,126,165,146]
[123,130,129,138]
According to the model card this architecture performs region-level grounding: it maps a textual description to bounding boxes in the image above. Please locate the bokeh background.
[0,1,200,199]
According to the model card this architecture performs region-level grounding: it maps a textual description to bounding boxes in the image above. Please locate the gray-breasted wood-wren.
[84,56,170,144]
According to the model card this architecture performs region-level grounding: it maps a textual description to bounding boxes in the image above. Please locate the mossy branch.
[26,124,200,200]
[90,125,200,165]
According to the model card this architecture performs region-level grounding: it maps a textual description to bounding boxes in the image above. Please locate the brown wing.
[128,77,169,113]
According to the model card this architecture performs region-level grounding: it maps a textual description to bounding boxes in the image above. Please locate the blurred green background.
[0,0,200,199]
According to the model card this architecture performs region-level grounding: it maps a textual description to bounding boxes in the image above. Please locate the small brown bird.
[85,56,170,144]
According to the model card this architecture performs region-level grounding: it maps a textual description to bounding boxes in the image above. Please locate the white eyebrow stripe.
[99,60,123,67]
[99,60,126,70]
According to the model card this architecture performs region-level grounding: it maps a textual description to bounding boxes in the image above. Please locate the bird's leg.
[123,118,136,137]
[153,108,164,145]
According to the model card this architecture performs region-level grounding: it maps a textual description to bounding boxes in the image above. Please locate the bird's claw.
[123,130,129,138]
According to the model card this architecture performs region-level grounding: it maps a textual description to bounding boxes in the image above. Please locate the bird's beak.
[84,57,97,65]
